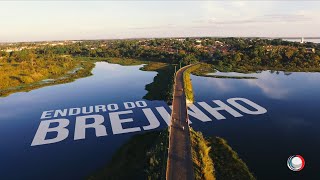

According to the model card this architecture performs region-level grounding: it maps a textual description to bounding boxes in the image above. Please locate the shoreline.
[0,60,95,97]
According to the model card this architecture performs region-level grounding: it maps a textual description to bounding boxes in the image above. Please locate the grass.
[191,63,216,76]
[104,57,148,66]
[183,64,201,103]
[0,57,76,89]
[140,62,169,71]
[87,129,169,180]
[190,128,215,180]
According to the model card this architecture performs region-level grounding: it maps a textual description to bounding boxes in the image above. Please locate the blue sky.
[0,1,319,42]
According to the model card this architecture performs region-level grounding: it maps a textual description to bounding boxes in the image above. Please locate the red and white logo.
[287,155,305,171]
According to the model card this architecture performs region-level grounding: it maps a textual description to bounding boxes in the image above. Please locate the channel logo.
[287,155,305,171]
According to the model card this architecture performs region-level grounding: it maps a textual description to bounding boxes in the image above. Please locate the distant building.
[176,38,185,42]
[306,48,315,53]
[300,37,304,44]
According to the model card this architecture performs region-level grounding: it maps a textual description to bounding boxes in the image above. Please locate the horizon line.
[1,36,320,44]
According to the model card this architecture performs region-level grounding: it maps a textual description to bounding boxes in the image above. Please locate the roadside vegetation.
[190,128,256,180]
[190,128,215,180]
[183,64,201,103]
[87,129,169,180]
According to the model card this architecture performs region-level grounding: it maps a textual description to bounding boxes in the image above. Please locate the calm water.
[191,70,320,180]
[0,62,170,180]
[0,62,319,179]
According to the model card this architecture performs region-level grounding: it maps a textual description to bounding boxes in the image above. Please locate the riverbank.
[192,63,256,79]
[96,57,175,103]
[0,57,95,97]
[0,57,175,100]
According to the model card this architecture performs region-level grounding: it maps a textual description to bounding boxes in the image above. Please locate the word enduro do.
[31,97,267,146]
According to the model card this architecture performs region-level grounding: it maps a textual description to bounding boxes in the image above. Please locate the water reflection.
[0,62,171,180]
[191,70,320,179]
[197,70,320,100]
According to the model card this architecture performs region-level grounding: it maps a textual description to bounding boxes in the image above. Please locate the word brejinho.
[31,98,267,146]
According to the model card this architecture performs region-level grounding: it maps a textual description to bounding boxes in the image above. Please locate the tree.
[233,53,241,62]
[182,54,197,65]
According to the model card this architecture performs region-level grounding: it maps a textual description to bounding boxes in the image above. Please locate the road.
[166,64,195,180]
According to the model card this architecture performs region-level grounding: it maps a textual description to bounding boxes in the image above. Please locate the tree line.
[1,38,319,71]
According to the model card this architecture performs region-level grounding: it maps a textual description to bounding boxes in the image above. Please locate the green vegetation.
[208,137,256,180]
[183,64,201,103]
[200,75,256,79]
[0,52,175,101]
[142,63,175,104]
[0,61,94,97]
[26,37,319,72]
[140,62,168,71]
[0,50,95,97]
[104,57,148,66]
[190,128,215,180]
[192,63,257,79]
[190,63,256,79]
[190,128,255,180]
[87,129,169,180]
[191,63,216,76]
[0,53,74,89]
[209,39,320,73]
[2,38,320,74]
[77,57,175,103]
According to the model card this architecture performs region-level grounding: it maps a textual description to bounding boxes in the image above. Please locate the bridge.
[166,64,195,180]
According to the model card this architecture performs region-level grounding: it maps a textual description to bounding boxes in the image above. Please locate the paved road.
[166,64,195,180]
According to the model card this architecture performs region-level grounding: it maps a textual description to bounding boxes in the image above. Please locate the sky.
[0,1,320,42]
